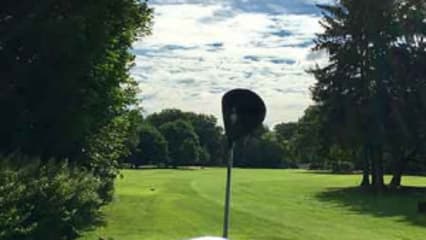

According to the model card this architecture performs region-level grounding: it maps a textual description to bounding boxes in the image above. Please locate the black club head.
[222,89,266,144]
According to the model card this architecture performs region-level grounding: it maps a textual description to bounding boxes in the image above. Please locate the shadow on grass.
[300,170,362,175]
[315,186,426,227]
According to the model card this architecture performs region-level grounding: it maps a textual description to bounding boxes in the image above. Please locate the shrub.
[0,154,102,240]
[83,114,135,202]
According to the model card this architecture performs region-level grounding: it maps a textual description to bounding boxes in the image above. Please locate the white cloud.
[131,0,332,126]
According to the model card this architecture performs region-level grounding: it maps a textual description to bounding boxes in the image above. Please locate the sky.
[131,0,332,126]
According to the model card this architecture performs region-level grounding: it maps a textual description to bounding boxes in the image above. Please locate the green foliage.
[124,110,146,159]
[276,106,361,171]
[159,120,201,167]
[198,146,211,166]
[130,124,168,167]
[186,113,224,165]
[310,0,426,187]
[147,109,225,165]
[125,110,224,168]
[234,128,289,168]
[84,114,138,202]
[146,109,186,128]
[178,139,200,165]
[274,122,298,142]
[0,0,153,159]
[257,133,289,168]
[0,0,153,203]
[274,106,332,168]
[292,106,328,164]
[0,154,102,240]
[0,1,153,238]
[312,0,401,147]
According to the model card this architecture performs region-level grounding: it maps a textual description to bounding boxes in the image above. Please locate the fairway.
[80,169,426,240]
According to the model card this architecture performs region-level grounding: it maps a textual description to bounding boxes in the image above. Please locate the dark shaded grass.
[316,186,426,227]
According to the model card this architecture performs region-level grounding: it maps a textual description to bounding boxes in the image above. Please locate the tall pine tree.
[311,0,399,190]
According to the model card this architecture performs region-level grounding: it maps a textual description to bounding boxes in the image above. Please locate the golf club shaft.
[223,142,234,239]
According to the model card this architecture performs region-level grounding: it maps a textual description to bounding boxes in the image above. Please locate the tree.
[257,132,288,168]
[146,109,186,128]
[311,0,426,189]
[147,109,224,165]
[124,110,145,163]
[0,0,152,160]
[274,122,298,143]
[186,113,225,165]
[274,122,299,166]
[0,0,153,203]
[384,0,426,187]
[198,146,211,166]
[130,124,168,167]
[292,106,329,167]
[234,127,288,168]
[311,0,400,190]
[178,139,200,166]
[159,120,201,167]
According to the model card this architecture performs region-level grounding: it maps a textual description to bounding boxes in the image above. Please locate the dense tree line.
[277,0,426,191]
[126,109,294,169]
[0,0,152,238]
[233,126,294,168]
[126,109,224,168]
[148,109,224,166]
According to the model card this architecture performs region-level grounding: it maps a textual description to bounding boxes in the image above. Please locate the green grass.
[80,169,426,240]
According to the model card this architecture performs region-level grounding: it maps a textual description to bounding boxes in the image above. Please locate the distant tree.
[292,106,329,167]
[147,109,224,165]
[273,122,298,166]
[146,109,185,128]
[178,139,200,166]
[159,120,201,167]
[186,113,225,165]
[198,146,211,166]
[125,110,145,160]
[274,122,298,142]
[234,127,288,168]
[257,133,288,168]
[251,125,270,138]
[234,125,268,167]
[130,124,168,168]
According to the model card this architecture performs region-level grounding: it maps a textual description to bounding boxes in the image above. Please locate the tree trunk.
[390,148,414,188]
[372,145,385,191]
[389,148,403,188]
[390,168,402,188]
[371,147,377,186]
[360,145,370,187]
